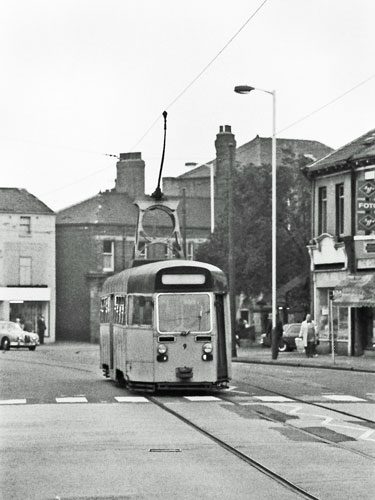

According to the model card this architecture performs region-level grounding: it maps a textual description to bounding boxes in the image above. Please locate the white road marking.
[254,396,295,402]
[322,395,366,402]
[359,429,375,441]
[55,397,88,403]
[224,386,249,394]
[114,396,149,403]
[0,399,27,405]
[184,396,221,402]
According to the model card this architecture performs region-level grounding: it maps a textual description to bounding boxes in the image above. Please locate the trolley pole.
[228,143,237,357]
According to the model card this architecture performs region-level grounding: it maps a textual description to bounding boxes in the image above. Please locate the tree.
[196,151,312,310]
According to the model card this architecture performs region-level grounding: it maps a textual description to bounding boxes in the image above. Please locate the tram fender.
[176,366,193,379]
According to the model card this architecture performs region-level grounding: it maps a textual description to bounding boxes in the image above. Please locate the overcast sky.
[1,0,374,211]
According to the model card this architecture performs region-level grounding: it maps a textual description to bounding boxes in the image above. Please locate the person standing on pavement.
[299,313,317,358]
[37,314,46,345]
[271,314,283,360]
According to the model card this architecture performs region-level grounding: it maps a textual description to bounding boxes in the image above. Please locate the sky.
[1,0,374,212]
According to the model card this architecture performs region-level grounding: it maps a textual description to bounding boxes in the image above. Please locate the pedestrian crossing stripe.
[115,396,149,403]
[55,397,88,403]
[322,395,367,402]
[0,399,26,405]
[254,396,294,402]
[184,396,221,402]
[0,394,373,405]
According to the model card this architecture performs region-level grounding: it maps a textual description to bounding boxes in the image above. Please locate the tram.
[99,259,231,392]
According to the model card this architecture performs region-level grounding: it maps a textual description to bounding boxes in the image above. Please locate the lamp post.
[234,85,277,329]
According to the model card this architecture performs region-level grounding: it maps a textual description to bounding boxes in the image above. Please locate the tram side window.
[114,295,126,325]
[100,297,110,323]
[128,295,153,326]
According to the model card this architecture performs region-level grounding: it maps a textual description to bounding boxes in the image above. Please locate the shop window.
[335,183,344,235]
[103,241,114,272]
[318,186,327,234]
[19,257,32,285]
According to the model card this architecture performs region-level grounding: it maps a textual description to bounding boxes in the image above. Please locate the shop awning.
[333,274,375,307]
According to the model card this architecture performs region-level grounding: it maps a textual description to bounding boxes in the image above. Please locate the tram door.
[215,294,228,379]
[109,294,114,370]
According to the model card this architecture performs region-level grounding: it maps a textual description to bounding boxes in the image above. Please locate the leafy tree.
[196,151,312,310]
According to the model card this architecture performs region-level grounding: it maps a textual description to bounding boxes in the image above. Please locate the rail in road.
[243,382,375,425]
[148,395,321,500]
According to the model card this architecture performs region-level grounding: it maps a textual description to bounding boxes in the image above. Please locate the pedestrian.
[271,314,283,360]
[15,317,24,329]
[299,313,317,358]
[23,319,33,332]
[37,314,47,344]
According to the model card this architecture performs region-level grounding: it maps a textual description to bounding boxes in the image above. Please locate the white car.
[0,321,40,351]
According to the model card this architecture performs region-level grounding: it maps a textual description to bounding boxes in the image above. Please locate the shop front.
[333,274,375,355]
[0,287,54,342]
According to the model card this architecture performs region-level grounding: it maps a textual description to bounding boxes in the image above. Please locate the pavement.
[233,343,375,373]
[40,340,375,373]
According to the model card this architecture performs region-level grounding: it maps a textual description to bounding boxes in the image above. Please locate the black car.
[260,323,301,352]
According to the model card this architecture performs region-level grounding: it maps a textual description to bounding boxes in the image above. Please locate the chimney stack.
[115,152,145,198]
[214,125,236,201]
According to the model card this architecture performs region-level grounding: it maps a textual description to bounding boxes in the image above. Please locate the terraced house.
[0,188,56,341]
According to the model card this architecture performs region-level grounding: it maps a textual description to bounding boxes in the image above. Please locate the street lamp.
[234,84,277,329]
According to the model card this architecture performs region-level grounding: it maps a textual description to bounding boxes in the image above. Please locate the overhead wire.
[277,72,375,135]
[38,0,270,198]
[131,0,269,150]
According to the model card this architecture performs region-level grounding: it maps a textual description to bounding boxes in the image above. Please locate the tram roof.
[102,259,228,294]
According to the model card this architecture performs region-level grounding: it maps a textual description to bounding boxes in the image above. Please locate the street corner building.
[304,128,375,356]
[0,188,56,342]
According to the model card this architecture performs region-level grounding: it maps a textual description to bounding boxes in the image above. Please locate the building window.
[20,216,31,235]
[318,186,327,234]
[20,257,32,285]
[103,241,114,272]
[335,183,344,235]
[187,241,194,260]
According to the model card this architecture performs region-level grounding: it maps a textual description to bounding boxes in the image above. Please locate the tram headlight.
[202,343,213,354]
[202,343,213,361]
[157,343,168,362]
[157,344,168,354]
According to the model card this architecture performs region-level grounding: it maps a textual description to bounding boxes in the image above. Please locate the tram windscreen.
[158,293,211,333]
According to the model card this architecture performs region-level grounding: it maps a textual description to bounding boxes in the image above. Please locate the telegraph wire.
[277,72,375,135]
[131,0,269,150]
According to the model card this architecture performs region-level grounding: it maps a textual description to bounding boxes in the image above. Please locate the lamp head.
[234,85,255,94]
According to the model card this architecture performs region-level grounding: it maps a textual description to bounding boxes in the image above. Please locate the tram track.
[1,354,96,374]
[218,392,375,463]
[243,382,375,425]
[147,395,322,500]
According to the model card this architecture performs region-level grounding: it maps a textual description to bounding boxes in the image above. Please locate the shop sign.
[357,179,375,231]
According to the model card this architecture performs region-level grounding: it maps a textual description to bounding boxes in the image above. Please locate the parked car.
[0,321,40,351]
[280,323,301,351]
[260,323,301,352]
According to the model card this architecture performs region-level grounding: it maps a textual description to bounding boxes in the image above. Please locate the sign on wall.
[357,179,375,231]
